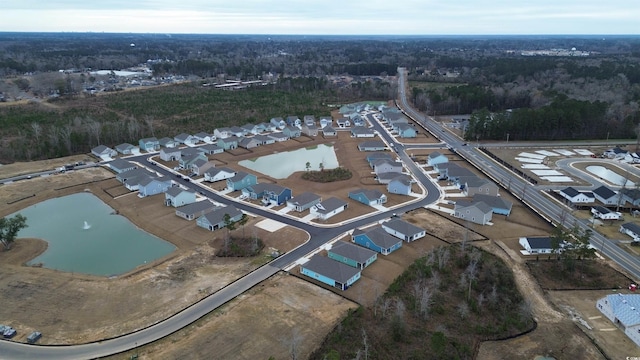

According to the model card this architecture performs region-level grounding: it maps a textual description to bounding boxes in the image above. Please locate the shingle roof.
[314,197,348,213]
[109,158,135,171]
[288,192,321,206]
[330,242,377,264]
[360,227,402,248]
[205,167,235,177]
[525,237,552,250]
[358,140,386,149]
[592,205,611,214]
[166,186,195,197]
[302,255,360,284]
[428,151,443,159]
[349,188,385,201]
[622,222,640,235]
[472,194,513,211]
[593,185,617,199]
[176,201,217,216]
[561,187,580,197]
[602,294,640,327]
[200,205,243,226]
[383,219,424,237]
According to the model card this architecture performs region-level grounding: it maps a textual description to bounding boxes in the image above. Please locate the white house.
[204,167,237,183]
[381,219,426,242]
[591,206,622,221]
[559,187,595,204]
[519,237,554,254]
[596,294,640,347]
[593,185,621,206]
[620,222,640,241]
[310,197,348,220]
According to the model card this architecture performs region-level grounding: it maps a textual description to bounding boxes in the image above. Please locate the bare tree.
[144,115,155,137]
[466,257,479,301]
[436,247,450,270]
[419,286,433,320]
[87,118,102,145]
[59,124,73,154]
[361,328,369,360]
[457,301,470,319]
[30,122,42,143]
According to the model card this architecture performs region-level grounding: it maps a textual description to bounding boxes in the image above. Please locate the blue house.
[366,152,394,168]
[352,227,402,255]
[108,158,137,174]
[395,123,417,138]
[473,194,513,216]
[348,188,387,206]
[138,177,172,197]
[387,176,413,196]
[226,171,258,191]
[242,183,292,205]
[328,241,377,270]
[282,126,301,138]
[300,255,361,291]
[218,136,239,150]
[165,187,197,207]
[427,151,448,167]
[270,117,286,129]
[138,137,160,152]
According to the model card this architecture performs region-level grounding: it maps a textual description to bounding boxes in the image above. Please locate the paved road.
[396,67,640,282]
[0,101,442,359]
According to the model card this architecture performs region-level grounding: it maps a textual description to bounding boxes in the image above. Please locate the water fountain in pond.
[83,221,91,230]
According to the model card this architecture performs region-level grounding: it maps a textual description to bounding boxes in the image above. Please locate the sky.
[1,0,638,35]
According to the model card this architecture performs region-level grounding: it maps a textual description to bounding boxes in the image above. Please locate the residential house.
[620,188,640,207]
[437,163,475,182]
[193,132,215,143]
[591,206,622,221]
[165,187,196,207]
[198,144,224,155]
[268,132,290,142]
[282,126,301,138]
[228,126,247,138]
[328,242,377,270]
[389,116,409,129]
[352,227,402,255]
[204,167,236,183]
[242,183,292,205]
[382,219,426,242]
[196,205,243,231]
[472,194,513,216]
[218,136,239,150]
[366,152,394,168]
[287,192,321,212]
[454,200,493,225]
[427,151,448,167]
[462,176,499,197]
[174,133,197,146]
[321,126,337,137]
[300,254,361,291]
[559,187,595,204]
[395,123,417,138]
[301,124,319,137]
[593,185,621,206]
[226,171,258,191]
[351,114,365,127]
[376,172,405,185]
[238,137,262,149]
[116,168,155,185]
[286,115,301,127]
[596,294,640,347]
[387,176,413,195]
[303,115,316,126]
[358,140,387,152]
[91,145,117,159]
[319,116,333,128]
[158,137,179,148]
[176,201,218,221]
[138,137,160,152]
[260,122,276,132]
[310,197,348,220]
[348,189,387,206]
[519,237,554,254]
[214,127,231,139]
[254,134,275,145]
[373,159,403,176]
[160,148,181,161]
[336,117,351,128]
[138,176,172,197]
[190,159,215,176]
[115,143,138,155]
[350,127,376,138]
[241,124,260,135]
[179,152,207,170]
[108,159,137,174]
[620,222,640,241]
[604,147,628,159]
[270,117,286,129]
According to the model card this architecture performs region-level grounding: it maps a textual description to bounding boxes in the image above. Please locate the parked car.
[3,327,17,339]
[27,331,42,344]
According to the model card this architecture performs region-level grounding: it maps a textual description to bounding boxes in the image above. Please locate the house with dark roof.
[165,187,196,207]
[462,176,499,197]
[427,151,448,167]
[179,152,207,170]
[382,219,426,242]
[593,185,621,206]
[328,242,377,270]
[193,132,214,143]
[322,125,337,137]
[472,194,513,216]
[352,227,402,255]
[228,126,247,138]
[454,200,493,225]
[310,197,348,220]
[174,133,197,146]
[620,188,640,207]
[387,176,413,196]
[176,201,218,221]
[287,192,321,212]
[268,132,290,142]
[376,172,405,185]
[238,137,262,149]
[116,168,155,185]
[138,176,172,197]
[138,137,160,152]
[519,237,554,254]
[286,115,301,127]
[204,167,236,183]
[158,137,179,148]
[160,148,181,161]
[282,126,301,138]
[358,140,387,152]
[226,172,258,191]
[366,152,394,168]
[196,205,243,231]
[198,144,224,155]
[254,134,275,145]
[300,254,361,291]
[596,294,640,347]
[348,189,387,206]
[437,163,475,182]
[91,145,117,159]
[591,206,622,220]
[108,159,137,174]
[620,222,640,241]
[350,127,376,138]
[242,183,292,206]
[301,124,319,137]
[395,123,417,138]
[559,187,595,204]
[190,159,215,176]
[115,143,138,155]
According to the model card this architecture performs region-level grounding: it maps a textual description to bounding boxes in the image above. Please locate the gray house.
[358,140,387,152]
[322,125,337,137]
[387,176,413,195]
[287,192,322,212]
[373,159,403,176]
[382,219,426,242]
[310,197,348,220]
[108,159,137,174]
[91,145,117,159]
[301,124,319,137]
[196,205,243,231]
[160,148,181,161]
[204,167,237,183]
[176,201,218,221]
[328,241,377,270]
[198,144,224,155]
[454,200,493,225]
[165,187,197,207]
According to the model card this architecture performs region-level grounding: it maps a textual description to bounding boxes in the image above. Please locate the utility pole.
[506,133,510,144]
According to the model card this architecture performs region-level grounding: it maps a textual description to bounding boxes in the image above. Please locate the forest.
[1,33,640,161]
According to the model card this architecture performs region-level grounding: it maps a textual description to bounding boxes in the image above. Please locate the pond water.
[238,144,339,179]
[12,192,175,276]
[586,165,635,187]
